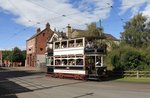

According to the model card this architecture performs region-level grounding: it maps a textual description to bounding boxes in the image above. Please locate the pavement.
[0,67,150,98]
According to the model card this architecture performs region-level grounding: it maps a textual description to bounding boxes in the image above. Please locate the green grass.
[115,77,150,83]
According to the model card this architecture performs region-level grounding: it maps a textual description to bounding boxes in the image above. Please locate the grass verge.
[115,77,150,83]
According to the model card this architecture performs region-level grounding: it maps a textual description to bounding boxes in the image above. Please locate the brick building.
[26,23,54,67]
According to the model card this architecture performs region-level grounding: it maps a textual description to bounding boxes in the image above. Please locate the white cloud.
[143,3,150,20]
[120,0,150,18]
[0,0,113,31]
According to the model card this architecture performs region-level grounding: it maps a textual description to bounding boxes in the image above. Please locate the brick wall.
[36,28,53,54]
[26,23,54,67]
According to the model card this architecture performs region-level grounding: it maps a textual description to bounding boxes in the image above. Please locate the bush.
[105,45,150,71]
[120,49,142,70]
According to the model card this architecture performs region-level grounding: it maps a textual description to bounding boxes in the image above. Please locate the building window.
[43,33,45,36]
[40,48,43,51]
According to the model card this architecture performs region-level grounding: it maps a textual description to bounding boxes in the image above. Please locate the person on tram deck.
[86,41,94,49]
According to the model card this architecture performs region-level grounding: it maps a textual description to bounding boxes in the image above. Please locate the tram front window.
[96,56,101,66]
[86,56,95,74]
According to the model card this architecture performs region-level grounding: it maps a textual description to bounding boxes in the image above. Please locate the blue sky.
[0,0,150,50]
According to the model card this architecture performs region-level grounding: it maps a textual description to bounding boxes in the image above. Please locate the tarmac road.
[0,67,150,98]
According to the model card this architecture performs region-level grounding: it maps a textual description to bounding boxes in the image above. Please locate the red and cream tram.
[46,37,107,80]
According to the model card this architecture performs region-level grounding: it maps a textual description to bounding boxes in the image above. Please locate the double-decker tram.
[46,37,107,80]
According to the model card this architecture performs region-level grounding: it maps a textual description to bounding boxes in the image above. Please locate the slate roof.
[104,33,119,41]
[72,29,118,41]
[72,29,86,33]
[26,28,48,41]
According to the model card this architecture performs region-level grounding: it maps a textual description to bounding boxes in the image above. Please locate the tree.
[73,22,105,38]
[2,50,12,61]
[12,47,23,62]
[86,22,104,37]
[121,13,150,47]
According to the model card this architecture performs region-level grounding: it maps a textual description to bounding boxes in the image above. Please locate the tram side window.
[61,41,67,48]
[68,59,75,65]
[55,42,60,49]
[62,59,67,65]
[68,40,74,47]
[55,60,61,65]
[76,59,83,65]
[76,39,83,47]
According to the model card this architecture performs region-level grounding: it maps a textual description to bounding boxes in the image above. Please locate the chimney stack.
[66,24,72,38]
[46,22,50,29]
[37,28,41,33]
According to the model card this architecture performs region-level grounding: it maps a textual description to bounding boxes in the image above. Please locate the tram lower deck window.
[76,59,83,65]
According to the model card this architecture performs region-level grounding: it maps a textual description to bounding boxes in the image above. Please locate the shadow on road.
[100,71,124,81]
[73,92,94,98]
[0,67,44,98]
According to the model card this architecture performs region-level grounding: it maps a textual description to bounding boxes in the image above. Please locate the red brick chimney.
[46,22,50,29]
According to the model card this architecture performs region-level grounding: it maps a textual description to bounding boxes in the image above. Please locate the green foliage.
[121,13,150,47]
[74,22,105,38]
[105,45,150,71]
[120,49,141,70]
[105,13,150,71]
[87,22,100,37]
[12,47,23,62]
[2,47,26,65]
[2,50,12,61]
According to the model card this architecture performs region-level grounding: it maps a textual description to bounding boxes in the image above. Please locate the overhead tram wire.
[106,2,149,24]
[6,0,36,41]
[5,0,114,41]
[27,1,114,24]
[4,6,120,42]
[5,1,145,45]
[28,0,81,22]
[5,1,136,40]
[27,1,81,23]
[63,6,112,16]
[0,2,129,49]
[7,0,35,23]
[107,3,126,24]
[5,0,64,43]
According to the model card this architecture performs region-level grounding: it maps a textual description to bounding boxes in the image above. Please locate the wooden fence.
[114,71,150,78]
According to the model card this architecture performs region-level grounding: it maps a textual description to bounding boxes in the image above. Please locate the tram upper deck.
[53,37,107,56]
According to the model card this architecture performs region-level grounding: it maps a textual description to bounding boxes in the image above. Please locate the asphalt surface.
[0,67,150,98]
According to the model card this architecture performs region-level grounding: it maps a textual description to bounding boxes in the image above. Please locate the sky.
[0,0,150,50]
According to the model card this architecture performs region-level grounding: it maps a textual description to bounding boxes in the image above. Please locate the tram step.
[87,74,100,80]
[88,77,99,80]
[88,74,98,76]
